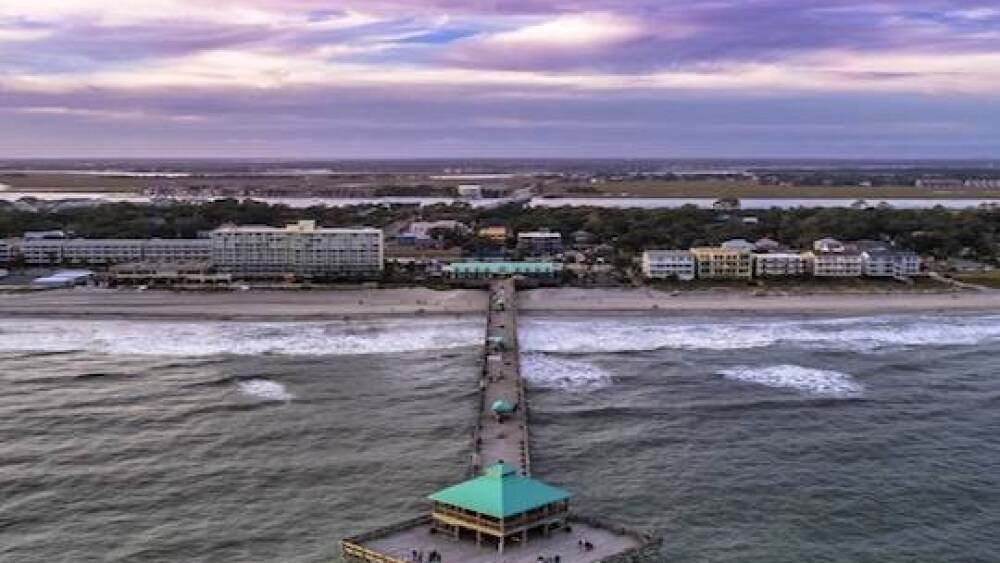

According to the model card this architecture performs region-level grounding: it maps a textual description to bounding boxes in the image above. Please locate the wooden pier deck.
[341,280,660,563]
[473,279,531,476]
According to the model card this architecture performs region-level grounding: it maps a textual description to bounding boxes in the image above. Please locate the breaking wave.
[238,379,293,401]
[521,353,613,391]
[718,365,864,397]
[0,318,482,357]
[520,314,1000,354]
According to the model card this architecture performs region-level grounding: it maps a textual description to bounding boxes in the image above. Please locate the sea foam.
[717,365,864,397]
[521,353,612,391]
[519,314,1000,354]
[0,318,482,357]
[238,379,294,401]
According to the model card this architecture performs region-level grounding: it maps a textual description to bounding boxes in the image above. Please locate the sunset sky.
[1,1,999,158]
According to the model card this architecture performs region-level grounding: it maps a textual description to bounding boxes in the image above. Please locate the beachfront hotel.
[19,237,212,266]
[209,220,383,279]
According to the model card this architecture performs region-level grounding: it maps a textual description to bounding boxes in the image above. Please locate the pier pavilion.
[429,462,570,554]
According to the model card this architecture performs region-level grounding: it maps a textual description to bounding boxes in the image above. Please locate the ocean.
[1,313,998,562]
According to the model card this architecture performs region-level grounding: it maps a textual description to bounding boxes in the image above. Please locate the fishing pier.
[341,281,660,563]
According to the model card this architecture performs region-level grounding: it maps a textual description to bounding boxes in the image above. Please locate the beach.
[3,286,1000,320]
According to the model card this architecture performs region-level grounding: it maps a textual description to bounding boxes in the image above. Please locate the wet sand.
[2,286,999,320]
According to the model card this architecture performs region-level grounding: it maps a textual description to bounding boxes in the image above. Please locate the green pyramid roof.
[491,399,514,413]
[429,462,571,519]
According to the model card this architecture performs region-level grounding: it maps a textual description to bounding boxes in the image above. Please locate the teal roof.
[447,262,562,274]
[491,399,514,413]
[429,462,571,519]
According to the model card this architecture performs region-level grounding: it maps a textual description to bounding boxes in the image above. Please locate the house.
[862,249,922,277]
[754,253,811,277]
[808,249,863,277]
[516,231,563,256]
[477,226,509,243]
[813,238,846,253]
[753,238,785,253]
[0,239,14,264]
[690,247,753,280]
[457,185,483,199]
[642,250,696,281]
[721,239,756,252]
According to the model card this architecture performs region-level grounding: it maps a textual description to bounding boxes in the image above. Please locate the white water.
[0,318,482,356]
[718,365,864,397]
[521,353,613,391]
[520,315,1000,354]
[238,379,293,401]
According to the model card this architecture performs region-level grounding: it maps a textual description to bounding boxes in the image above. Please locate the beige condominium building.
[690,247,753,280]
[209,220,383,279]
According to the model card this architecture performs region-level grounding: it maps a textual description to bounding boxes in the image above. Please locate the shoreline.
[2,287,1000,321]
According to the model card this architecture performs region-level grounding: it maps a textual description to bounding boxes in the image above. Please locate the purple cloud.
[1,1,1000,157]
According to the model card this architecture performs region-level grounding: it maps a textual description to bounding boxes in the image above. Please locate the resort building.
[443,261,562,280]
[143,239,213,263]
[754,253,811,277]
[110,262,232,287]
[428,462,571,554]
[209,220,383,280]
[862,249,922,277]
[61,239,145,265]
[21,238,70,265]
[20,237,212,266]
[642,250,696,281]
[690,247,753,280]
[516,231,563,256]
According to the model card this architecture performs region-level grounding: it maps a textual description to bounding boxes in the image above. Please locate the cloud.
[1,0,1000,157]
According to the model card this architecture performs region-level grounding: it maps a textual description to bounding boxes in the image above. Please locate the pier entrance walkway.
[473,279,530,476]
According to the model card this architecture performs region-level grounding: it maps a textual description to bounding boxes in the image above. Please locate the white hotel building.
[20,237,212,266]
[209,220,383,279]
[641,250,696,281]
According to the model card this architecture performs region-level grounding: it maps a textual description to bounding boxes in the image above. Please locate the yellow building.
[477,226,509,243]
[691,247,753,280]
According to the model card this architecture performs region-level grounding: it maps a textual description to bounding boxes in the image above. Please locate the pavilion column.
[522,529,527,545]
[498,536,504,554]
[476,531,481,548]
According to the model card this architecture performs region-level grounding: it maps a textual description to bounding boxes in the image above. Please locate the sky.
[1,0,999,159]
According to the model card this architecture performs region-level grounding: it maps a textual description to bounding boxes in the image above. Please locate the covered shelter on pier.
[428,462,571,554]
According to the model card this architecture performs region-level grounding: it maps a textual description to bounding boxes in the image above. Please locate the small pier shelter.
[429,462,571,554]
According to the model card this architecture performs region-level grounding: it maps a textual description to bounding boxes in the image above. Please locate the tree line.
[2,199,998,261]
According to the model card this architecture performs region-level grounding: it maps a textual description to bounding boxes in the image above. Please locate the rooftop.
[429,462,570,519]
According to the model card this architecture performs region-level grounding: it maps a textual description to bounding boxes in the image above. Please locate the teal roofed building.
[444,261,562,279]
[428,462,572,553]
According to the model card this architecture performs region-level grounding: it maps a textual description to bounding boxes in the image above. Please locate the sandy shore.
[0,288,487,321]
[519,288,1000,316]
[2,287,1000,321]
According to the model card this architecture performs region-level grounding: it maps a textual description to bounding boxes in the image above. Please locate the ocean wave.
[238,379,293,401]
[519,315,1000,354]
[0,318,482,357]
[717,365,864,397]
[521,353,612,391]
